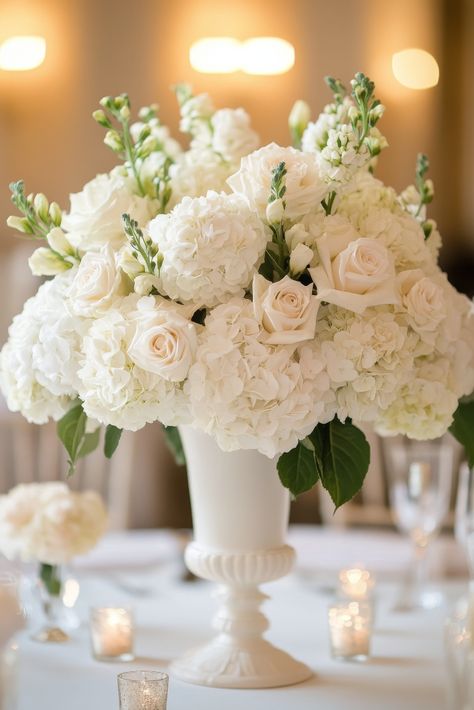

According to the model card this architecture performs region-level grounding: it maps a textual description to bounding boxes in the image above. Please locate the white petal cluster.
[209,108,259,162]
[227,143,327,221]
[186,298,334,458]
[302,97,353,152]
[0,272,86,424]
[148,191,269,307]
[0,482,107,565]
[78,294,192,431]
[62,173,153,252]
[316,124,370,184]
[168,149,235,207]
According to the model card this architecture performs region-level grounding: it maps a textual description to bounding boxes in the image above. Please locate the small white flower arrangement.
[1,73,473,507]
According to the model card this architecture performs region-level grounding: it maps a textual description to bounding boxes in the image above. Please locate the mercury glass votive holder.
[90,607,134,662]
[118,671,169,710]
[338,567,375,601]
[328,601,372,662]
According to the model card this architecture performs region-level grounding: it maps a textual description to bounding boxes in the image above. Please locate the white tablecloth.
[11,527,468,710]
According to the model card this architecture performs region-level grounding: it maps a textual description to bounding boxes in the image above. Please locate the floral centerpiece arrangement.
[0,482,107,641]
[1,73,473,507]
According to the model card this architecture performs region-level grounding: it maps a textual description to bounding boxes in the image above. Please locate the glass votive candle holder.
[90,607,134,662]
[328,601,372,662]
[338,567,375,601]
[118,670,169,710]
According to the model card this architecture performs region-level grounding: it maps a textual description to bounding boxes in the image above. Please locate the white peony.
[310,217,399,313]
[62,173,153,251]
[78,294,191,430]
[0,482,107,565]
[186,298,334,457]
[0,272,86,424]
[227,143,327,221]
[252,274,319,345]
[148,191,269,308]
[69,244,129,316]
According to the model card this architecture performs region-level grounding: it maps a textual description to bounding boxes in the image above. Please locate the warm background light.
[392,48,439,89]
[241,37,295,75]
[189,37,241,74]
[0,35,46,71]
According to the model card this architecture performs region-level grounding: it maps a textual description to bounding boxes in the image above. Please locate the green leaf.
[78,428,101,459]
[104,425,123,459]
[57,402,87,475]
[277,440,320,496]
[312,418,370,510]
[449,398,474,468]
[162,425,186,466]
[39,563,61,597]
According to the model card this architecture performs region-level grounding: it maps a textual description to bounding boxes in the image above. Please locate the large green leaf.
[277,438,320,496]
[449,399,474,468]
[313,418,370,510]
[162,425,186,466]
[104,425,123,459]
[57,402,87,475]
[78,428,101,459]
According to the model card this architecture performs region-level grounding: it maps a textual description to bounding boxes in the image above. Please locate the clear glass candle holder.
[328,601,372,662]
[338,567,375,601]
[90,607,134,662]
[118,670,169,710]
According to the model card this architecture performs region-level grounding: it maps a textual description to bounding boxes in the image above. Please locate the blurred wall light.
[0,35,46,71]
[241,37,294,75]
[189,36,295,75]
[392,48,439,89]
[190,37,242,74]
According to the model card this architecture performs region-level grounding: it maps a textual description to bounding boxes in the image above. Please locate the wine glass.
[455,462,474,583]
[385,437,454,610]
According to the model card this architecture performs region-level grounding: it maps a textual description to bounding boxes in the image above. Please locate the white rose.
[70,244,128,316]
[310,218,399,314]
[128,307,197,382]
[253,274,319,345]
[227,142,327,221]
[399,269,447,332]
[289,243,314,276]
[62,173,153,251]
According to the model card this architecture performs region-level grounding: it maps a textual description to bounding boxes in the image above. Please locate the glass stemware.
[455,462,474,584]
[386,437,454,610]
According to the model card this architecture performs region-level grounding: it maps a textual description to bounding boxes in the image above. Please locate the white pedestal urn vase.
[170,426,312,689]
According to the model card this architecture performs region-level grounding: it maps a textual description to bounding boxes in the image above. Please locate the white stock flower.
[209,108,259,162]
[227,143,327,221]
[316,124,370,184]
[0,272,86,424]
[0,482,107,564]
[186,298,334,458]
[302,96,353,152]
[252,274,319,345]
[148,191,268,307]
[128,298,198,382]
[180,93,215,137]
[62,173,153,251]
[69,244,128,316]
[310,217,399,313]
[130,118,182,160]
[78,295,190,431]
[168,148,234,207]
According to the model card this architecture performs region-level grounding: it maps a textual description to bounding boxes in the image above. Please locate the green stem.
[39,563,62,597]
[121,120,146,197]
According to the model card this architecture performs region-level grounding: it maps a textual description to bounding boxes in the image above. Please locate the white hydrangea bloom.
[0,482,107,564]
[148,191,269,308]
[168,149,234,207]
[62,173,154,252]
[0,271,86,424]
[227,143,327,221]
[78,294,191,431]
[186,298,335,458]
[208,108,259,162]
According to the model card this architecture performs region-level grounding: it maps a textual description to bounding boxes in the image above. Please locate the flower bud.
[7,215,32,233]
[289,100,310,133]
[104,130,124,152]
[118,247,144,279]
[424,178,434,202]
[47,227,73,254]
[119,105,130,121]
[348,105,359,122]
[266,198,285,224]
[137,135,159,158]
[28,247,70,276]
[34,193,49,222]
[134,273,160,296]
[49,202,62,227]
[113,95,127,110]
[289,243,314,276]
[92,109,111,128]
[99,96,113,109]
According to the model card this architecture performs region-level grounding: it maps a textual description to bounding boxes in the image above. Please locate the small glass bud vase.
[32,563,71,643]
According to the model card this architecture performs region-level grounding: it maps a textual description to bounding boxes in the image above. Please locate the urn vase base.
[170,634,313,688]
